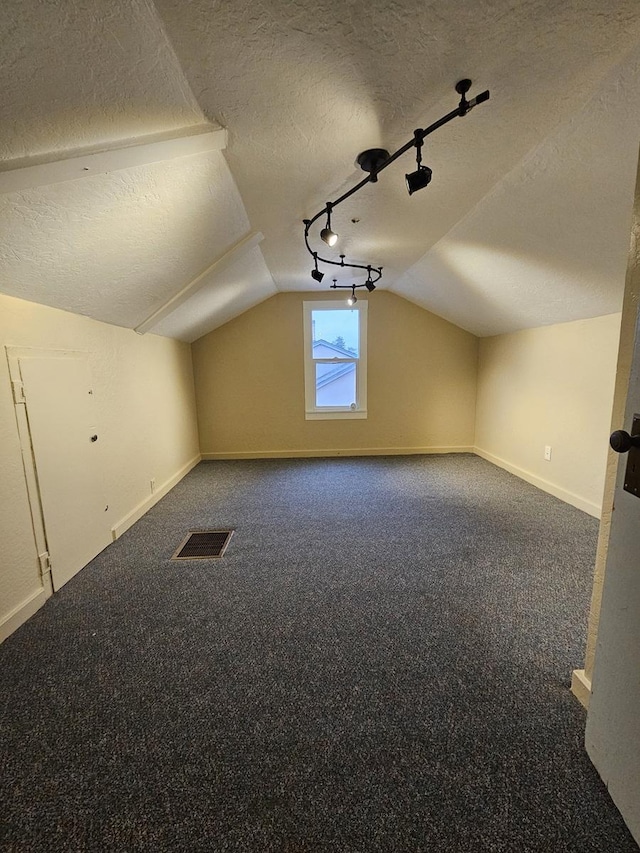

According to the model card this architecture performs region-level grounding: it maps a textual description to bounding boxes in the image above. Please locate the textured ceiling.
[0,151,252,328]
[1,0,640,339]
[396,46,640,335]
[0,0,203,159]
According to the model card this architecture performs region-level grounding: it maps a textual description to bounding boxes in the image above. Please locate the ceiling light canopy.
[355,149,390,182]
[303,79,490,295]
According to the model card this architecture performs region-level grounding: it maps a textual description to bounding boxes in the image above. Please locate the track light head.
[347,294,357,305]
[311,267,324,282]
[321,203,338,247]
[364,267,376,293]
[405,165,433,195]
[320,227,338,247]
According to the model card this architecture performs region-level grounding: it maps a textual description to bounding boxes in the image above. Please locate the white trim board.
[571,668,592,709]
[111,454,201,540]
[201,446,475,460]
[135,231,264,335]
[0,587,49,644]
[0,124,227,194]
[474,447,601,518]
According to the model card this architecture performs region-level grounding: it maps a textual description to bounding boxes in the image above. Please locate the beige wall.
[192,290,478,457]
[475,314,621,516]
[2,287,623,645]
[0,293,200,637]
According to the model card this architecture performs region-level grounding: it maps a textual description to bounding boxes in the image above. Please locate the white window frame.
[303,300,368,420]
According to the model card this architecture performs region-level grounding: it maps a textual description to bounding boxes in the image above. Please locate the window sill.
[305,410,368,420]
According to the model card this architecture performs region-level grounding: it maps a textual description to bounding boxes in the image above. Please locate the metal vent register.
[171,529,234,560]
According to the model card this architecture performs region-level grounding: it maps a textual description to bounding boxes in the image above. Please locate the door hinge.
[12,379,26,404]
[38,551,52,578]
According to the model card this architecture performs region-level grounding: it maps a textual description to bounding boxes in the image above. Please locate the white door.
[19,355,112,590]
[585,307,640,844]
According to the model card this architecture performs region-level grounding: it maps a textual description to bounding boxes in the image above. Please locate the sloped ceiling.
[396,48,640,336]
[1,0,640,340]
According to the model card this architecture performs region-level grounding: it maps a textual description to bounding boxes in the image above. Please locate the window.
[303,300,368,419]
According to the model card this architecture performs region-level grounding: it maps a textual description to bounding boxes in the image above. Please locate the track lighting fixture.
[330,278,370,304]
[320,203,338,247]
[311,253,324,282]
[405,132,432,195]
[303,78,490,293]
[405,166,433,195]
[320,226,338,247]
[364,268,376,293]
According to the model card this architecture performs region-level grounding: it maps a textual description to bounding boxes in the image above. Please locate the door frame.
[572,147,640,708]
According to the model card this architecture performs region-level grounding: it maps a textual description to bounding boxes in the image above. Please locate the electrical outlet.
[150,478,156,493]
[544,445,552,461]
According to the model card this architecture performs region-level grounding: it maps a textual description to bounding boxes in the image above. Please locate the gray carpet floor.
[1,454,638,852]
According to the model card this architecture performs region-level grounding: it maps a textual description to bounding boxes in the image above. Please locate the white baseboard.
[201,446,475,460]
[571,668,592,709]
[0,586,49,643]
[473,447,601,518]
[111,454,201,540]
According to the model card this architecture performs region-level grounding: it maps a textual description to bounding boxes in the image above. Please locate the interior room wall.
[3,285,623,643]
[192,290,478,458]
[0,293,200,639]
[475,314,621,517]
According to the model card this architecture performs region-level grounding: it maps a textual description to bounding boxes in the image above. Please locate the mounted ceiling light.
[311,252,324,282]
[320,203,338,247]
[320,228,338,247]
[329,277,374,305]
[303,78,490,294]
[405,166,433,195]
[405,131,433,195]
[330,279,362,306]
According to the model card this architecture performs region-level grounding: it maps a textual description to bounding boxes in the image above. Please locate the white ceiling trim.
[135,230,265,335]
[0,123,227,195]
[148,246,277,343]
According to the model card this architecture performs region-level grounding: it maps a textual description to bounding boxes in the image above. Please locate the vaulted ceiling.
[1,0,640,341]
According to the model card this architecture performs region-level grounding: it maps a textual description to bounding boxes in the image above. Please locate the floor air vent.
[171,529,234,560]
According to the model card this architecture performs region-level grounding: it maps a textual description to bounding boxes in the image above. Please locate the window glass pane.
[311,309,359,358]
[315,362,356,407]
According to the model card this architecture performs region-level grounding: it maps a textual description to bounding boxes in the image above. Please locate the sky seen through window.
[311,309,359,353]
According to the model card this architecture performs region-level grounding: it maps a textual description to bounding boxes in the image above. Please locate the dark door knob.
[90,434,98,443]
[610,430,640,453]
